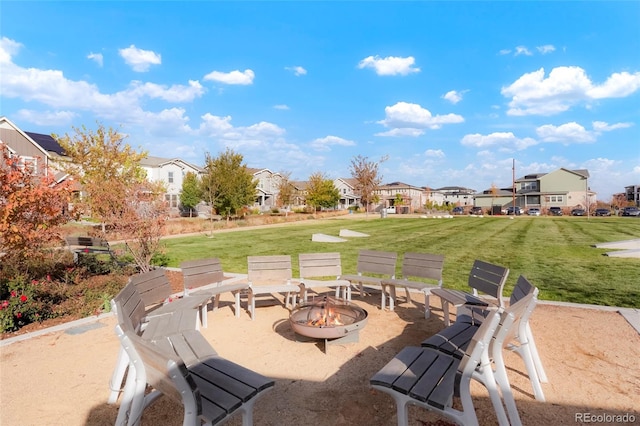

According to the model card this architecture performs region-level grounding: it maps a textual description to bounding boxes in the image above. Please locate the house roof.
[25,132,66,156]
[335,177,357,188]
[434,185,476,193]
[140,155,203,172]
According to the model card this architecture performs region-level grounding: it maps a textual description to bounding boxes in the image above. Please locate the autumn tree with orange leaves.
[0,144,73,272]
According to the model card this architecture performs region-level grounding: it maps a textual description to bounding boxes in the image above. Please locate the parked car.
[621,206,640,216]
[527,208,541,216]
[470,206,484,215]
[594,208,611,217]
[571,208,586,216]
[506,206,522,215]
[452,206,465,215]
[548,207,563,216]
[179,206,199,217]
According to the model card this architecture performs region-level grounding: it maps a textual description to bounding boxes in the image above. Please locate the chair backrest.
[458,308,503,377]
[492,286,539,353]
[111,281,146,335]
[400,252,444,285]
[356,249,397,276]
[247,255,292,285]
[299,252,343,279]
[66,236,109,249]
[131,268,172,308]
[181,258,225,294]
[509,275,535,306]
[468,260,509,306]
[115,324,197,413]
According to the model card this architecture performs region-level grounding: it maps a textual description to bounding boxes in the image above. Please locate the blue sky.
[1,1,639,200]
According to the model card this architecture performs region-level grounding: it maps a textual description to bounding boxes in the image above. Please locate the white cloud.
[119,45,161,72]
[514,46,533,56]
[377,102,464,134]
[536,45,556,54]
[536,122,596,143]
[501,66,640,116]
[375,128,425,137]
[203,69,255,85]
[285,66,307,76]
[0,37,204,132]
[310,135,356,152]
[498,49,511,56]
[587,72,640,98]
[357,55,420,76]
[198,113,284,143]
[127,80,205,102]
[87,52,103,67]
[592,121,633,131]
[15,109,78,126]
[273,104,290,110]
[461,132,538,150]
[442,90,465,104]
[424,149,445,159]
[0,37,22,63]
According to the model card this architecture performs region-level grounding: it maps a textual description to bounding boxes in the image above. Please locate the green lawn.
[160,215,640,308]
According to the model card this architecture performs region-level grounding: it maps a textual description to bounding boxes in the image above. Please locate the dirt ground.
[1,276,639,426]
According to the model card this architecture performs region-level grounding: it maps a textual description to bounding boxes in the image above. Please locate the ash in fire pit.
[289,296,368,353]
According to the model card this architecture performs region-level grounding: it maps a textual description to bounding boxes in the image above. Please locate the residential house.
[248,168,283,211]
[474,168,596,213]
[625,184,640,207]
[291,180,308,208]
[0,117,66,179]
[375,181,425,213]
[433,186,476,208]
[333,178,360,210]
[139,156,204,214]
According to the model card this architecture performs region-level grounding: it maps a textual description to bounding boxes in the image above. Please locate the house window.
[521,182,538,191]
[18,156,38,174]
[165,194,178,208]
[168,171,174,184]
[557,195,563,203]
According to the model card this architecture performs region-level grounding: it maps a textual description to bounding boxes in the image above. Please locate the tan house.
[0,116,69,181]
[474,168,596,213]
[333,178,360,210]
[375,181,425,213]
[248,168,284,211]
[140,156,203,214]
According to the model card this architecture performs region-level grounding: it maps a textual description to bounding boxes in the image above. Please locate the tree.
[54,123,147,234]
[305,172,340,211]
[0,144,73,272]
[114,180,168,273]
[54,123,169,272]
[350,155,386,214]
[180,172,202,217]
[201,149,256,221]
[276,171,295,214]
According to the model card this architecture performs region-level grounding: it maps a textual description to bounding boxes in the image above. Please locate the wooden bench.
[65,236,115,264]
[130,268,213,328]
[370,309,510,426]
[115,325,274,426]
[111,282,274,425]
[340,249,398,300]
[380,252,445,318]
[246,255,299,320]
[431,259,509,326]
[181,258,250,318]
[448,275,547,402]
[298,252,352,303]
[108,280,201,405]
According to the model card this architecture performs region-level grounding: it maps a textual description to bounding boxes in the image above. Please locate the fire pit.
[289,296,368,353]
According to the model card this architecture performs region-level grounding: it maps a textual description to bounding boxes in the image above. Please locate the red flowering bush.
[0,275,53,333]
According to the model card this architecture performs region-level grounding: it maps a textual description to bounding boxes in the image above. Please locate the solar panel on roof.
[25,132,66,155]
